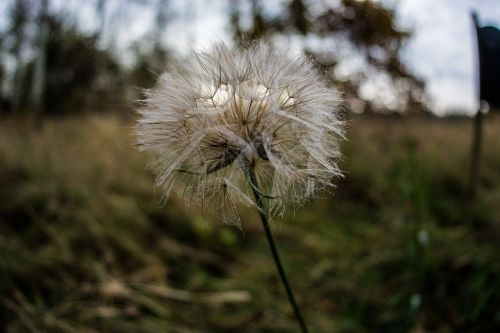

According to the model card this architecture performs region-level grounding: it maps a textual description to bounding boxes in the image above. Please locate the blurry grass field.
[1,113,500,332]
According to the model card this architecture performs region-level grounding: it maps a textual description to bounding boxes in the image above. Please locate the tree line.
[0,0,428,119]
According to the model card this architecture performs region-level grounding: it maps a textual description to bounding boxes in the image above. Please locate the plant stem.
[246,168,309,333]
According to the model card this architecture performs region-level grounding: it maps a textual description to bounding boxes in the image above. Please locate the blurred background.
[1,0,499,332]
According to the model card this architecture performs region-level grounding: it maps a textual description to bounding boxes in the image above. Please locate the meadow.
[1,112,499,332]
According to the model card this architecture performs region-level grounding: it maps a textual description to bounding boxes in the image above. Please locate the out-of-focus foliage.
[3,0,32,113]
[40,17,123,114]
[230,0,427,113]
[0,0,158,116]
[14,16,123,115]
[129,45,170,91]
[1,113,499,332]
[128,0,171,91]
[6,0,31,48]
[0,50,5,108]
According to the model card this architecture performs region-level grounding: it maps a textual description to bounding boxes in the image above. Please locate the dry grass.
[1,112,499,332]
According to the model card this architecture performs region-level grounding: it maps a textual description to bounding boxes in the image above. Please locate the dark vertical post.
[469,108,483,197]
[469,12,483,197]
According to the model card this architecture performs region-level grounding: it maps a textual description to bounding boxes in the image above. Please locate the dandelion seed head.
[136,41,344,227]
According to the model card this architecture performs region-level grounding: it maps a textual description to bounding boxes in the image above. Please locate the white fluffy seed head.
[136,41,345,227]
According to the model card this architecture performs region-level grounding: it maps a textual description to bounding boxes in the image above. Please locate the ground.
[1,112,499,332]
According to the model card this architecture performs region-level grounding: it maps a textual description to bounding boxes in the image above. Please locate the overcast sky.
[158,0,500,115]
[398,0,500,115]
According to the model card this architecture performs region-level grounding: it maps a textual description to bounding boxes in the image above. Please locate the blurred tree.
[129,45,169,91]
[0,50,4,110]
[129,0,171,91]
[247,0,268,41]
[229,0,243,39]
[150,0,171,72]
[21,15,123,115]
[233,0,284,42]
[289,0,308,35]
[32,0,49,124]
[154,0,169,45]
[6,0,32,113]
[95,0,107,40]
[315,0,426,113]
[230,0,427,113]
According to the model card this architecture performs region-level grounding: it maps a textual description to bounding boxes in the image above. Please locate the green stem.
[246,168,309,333]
